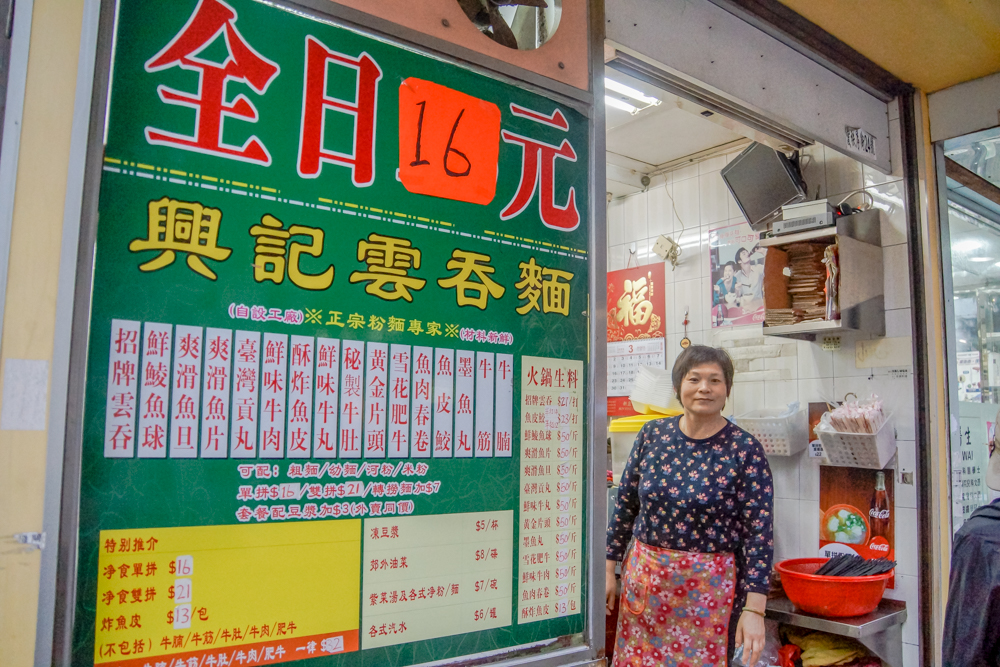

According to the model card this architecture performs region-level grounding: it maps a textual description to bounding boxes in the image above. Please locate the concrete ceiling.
[777,0,1000,93]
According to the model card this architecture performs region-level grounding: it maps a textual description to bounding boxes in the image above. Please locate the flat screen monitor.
[721,142,806,230]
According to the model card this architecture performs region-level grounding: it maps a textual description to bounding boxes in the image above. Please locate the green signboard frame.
[53,0,608,666]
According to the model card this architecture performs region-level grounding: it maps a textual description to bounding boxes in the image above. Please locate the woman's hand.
[605,560,619,615]
[734,592,767,665]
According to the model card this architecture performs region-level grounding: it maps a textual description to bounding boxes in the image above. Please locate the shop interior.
[941,126,1000,526]
[600,62,920,666]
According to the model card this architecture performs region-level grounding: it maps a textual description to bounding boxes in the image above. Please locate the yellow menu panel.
[95,521,361,664]
[362,511,513,648]
[518,356,584,623]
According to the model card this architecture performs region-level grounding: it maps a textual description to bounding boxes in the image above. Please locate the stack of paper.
[629,366,682,414]
[784,242,829,323]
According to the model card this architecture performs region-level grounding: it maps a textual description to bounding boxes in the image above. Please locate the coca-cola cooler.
[818,467,895,587]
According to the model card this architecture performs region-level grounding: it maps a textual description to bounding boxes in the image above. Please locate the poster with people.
[709,222,766,328]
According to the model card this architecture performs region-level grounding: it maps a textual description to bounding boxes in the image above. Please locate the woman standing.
[606,345,774,667]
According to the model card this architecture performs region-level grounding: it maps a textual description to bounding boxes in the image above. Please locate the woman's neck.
[679,411,728,439]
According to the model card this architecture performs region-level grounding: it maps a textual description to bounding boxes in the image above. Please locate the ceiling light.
[954,239,984,253]
[969,257,992,262]
[960,339,968,344]
[605,78,660,106]
[605,95,638,114]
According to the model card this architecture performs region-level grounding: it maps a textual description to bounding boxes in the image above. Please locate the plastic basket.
[736,408,808,456]
[817,415,896,469]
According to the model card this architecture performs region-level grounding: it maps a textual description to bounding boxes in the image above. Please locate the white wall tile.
[672,232,703,282]
[765,377,799,409]
[833,375,875,404]
[733,381,766,416]
[825,146,864,198]
[884,244,912,310]
[797,340,834,379]
[700,276,715,331]
[872,180,908,247]
[894,440,917,509]
[871,374,916,440]
[623,193,648,244]
[675,279,703,341]
[773,498,799,563]
[672,176,700,236]
[672,162,699,183]
[894,507,918,577]
[608,244,626,272]
[699,171,730,226]
[608,198,625,247]
[699,155,728,175]
[885,308,913,338]
[798,500,821,558]
[833,333,874,378]
[882,574,919,644]
[647,184,674,239]
[799,460,821,502]
[770,454,801,499]
[798,377,836,405]
[903,642,919,667]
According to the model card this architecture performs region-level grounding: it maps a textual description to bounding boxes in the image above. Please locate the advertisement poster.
[606,264,666,416]
[75,1,591,665]
[819,467,895,586]
[709,222,765,328]
[957,350,982,402]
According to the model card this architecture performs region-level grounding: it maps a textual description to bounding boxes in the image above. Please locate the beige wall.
[0,0,85,665]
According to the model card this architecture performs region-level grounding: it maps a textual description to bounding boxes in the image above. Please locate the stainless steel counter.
[765,595,907,667]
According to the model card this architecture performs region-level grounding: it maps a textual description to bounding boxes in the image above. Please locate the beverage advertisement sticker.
[75,1,591,665]
[818,467,895,587]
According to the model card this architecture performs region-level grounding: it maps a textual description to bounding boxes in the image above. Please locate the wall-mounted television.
[721,142,806,231]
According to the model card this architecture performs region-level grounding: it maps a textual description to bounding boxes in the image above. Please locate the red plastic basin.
[776,558,892,618]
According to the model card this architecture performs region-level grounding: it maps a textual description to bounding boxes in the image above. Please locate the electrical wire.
[836,189,875,211]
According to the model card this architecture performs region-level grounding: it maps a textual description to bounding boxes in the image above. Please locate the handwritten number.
[410,100,430,167]
[444,109,471,178]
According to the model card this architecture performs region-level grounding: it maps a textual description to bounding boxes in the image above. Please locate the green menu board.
[72,1,592,665]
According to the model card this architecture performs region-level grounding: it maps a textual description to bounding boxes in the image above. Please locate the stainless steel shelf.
[766,595,906,667]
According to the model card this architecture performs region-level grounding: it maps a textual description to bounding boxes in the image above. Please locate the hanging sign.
[606,264,665,416]
[74,1,591,665]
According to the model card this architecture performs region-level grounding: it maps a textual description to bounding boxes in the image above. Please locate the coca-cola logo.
[869,541,890,553]
[869,508,890,519]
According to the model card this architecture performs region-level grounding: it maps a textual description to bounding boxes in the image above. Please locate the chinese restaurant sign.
[74,1,590,665]
[606,265,665,416]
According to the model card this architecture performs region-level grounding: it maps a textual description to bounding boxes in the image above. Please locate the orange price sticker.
[398,78,500,205]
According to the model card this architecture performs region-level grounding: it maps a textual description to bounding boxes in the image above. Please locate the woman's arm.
[733,433,774,665]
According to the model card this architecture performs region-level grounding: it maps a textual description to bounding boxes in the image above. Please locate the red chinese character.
[297,36,382,185]
[144,0,280,164]
[499,105,579,231]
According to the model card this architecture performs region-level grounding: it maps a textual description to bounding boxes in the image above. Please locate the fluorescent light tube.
[605,95,638,114]
[605,77,660,106]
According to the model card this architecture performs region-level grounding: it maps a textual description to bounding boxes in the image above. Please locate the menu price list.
[518,356,584,623]
[361,510,513,649]
[94,522,361,666]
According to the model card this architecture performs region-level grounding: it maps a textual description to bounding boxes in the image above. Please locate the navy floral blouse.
[607,416,774,595]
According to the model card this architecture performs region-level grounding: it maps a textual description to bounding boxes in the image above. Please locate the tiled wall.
[606,103,921,660]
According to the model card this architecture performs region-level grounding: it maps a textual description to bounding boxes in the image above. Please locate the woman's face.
[679,363,729,416]
[723,265,734,280]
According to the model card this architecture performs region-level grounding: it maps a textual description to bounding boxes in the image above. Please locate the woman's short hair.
[672,345,735,401]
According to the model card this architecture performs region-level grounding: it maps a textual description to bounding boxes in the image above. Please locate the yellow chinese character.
[426,322,442,336]
[304,308,323,324]
[347,313,365,329]
[437,249,505,309]
[326,310,345,327]
[129,197,232,280]
[388,316,405,332]
[249,214,334,290]
[408,319,423,335]
[515,257,544,314]
[349,234,426,301]
[542,267,573,316]
[616,278,653,326]
[369,315,386,331]
[444,324,460,338]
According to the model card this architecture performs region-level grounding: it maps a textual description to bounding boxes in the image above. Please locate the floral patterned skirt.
[613,540,736,667]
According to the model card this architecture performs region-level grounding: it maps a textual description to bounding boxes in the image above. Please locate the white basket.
[736,408,809,456]
[817,415,896,469]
